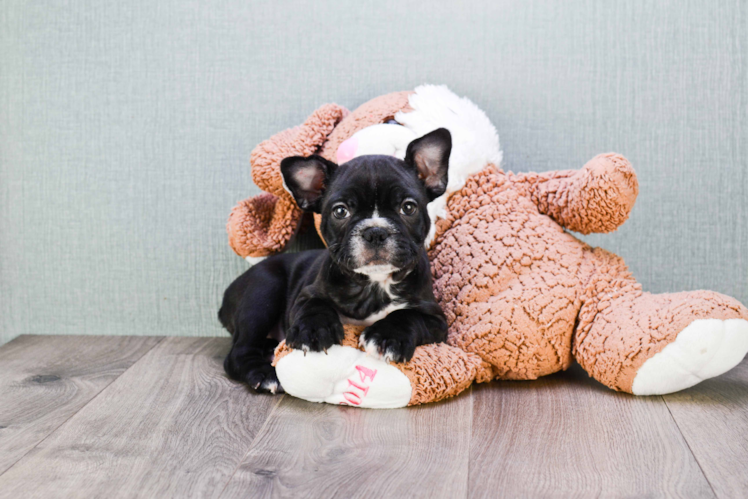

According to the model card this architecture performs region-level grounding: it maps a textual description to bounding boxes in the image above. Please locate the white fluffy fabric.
[632,318,748,395]
[347,123,416,160]
[396,85,503,247]
[275,345,413,408]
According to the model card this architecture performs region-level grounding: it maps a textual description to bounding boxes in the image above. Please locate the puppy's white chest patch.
[353,264,398,297]
[340,266,409,326]
[341,301,408,327]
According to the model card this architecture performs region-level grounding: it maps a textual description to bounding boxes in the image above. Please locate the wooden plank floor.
[0,335,746,499]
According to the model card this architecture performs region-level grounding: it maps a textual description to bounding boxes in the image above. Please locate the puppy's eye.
[332,204,350,219]
[400,199,418,216]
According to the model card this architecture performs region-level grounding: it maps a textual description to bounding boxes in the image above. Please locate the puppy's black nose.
[362,227,389,245]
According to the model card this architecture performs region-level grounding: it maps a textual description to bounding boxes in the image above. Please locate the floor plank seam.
[662,396,718,498]
[217,394,286,498]
[465,385,473,500]
[0,337,166,481]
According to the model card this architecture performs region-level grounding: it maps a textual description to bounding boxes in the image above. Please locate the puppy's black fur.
[219,128,451,393]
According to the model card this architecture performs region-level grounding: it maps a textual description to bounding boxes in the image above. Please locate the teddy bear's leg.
[274,326,414,408]
[574,285,748,395]
[273,325,489,407]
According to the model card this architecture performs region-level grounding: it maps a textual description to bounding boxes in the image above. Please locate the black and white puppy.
[219,128,451,393]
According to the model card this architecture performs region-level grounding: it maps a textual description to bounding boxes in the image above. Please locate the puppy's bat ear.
[404,128,452,201]
[280,155,338,213]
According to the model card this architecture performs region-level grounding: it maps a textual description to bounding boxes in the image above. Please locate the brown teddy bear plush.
[227,85,748,408]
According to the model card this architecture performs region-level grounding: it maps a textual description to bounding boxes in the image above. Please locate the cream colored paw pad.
[275,344,412,408]
[632,318,748,395]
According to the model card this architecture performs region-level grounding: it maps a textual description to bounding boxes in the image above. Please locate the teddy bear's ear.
[251,104,349,200]
[404,128,452,201]
[280,155,338,213]
[227,192,301,258]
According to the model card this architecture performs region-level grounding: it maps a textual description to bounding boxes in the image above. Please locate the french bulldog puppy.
[219,129,451,393]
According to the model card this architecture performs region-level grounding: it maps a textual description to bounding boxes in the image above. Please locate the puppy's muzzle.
[362,227,389,246]
[349,218,399,268]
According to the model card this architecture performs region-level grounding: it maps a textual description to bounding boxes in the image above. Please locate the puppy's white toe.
[358,333,383,359]
[383,348,397,364]
[261,380,280,394]
[365,341,384,360]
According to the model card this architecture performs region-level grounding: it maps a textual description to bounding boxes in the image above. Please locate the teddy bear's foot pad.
[632,318,748,395]
[275,345,412,408]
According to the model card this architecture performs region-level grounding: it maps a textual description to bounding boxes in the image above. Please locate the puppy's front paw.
[286,311,344,353]
[360,323,415,363]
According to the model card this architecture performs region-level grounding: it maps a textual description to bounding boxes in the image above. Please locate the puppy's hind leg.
[221,265,286,394]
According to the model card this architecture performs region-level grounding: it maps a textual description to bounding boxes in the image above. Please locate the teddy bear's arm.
[511,153,639,234]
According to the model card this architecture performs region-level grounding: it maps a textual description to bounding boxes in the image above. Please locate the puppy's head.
[281,128,451,276]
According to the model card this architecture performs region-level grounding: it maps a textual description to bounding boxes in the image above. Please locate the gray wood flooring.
[0,335,746,499]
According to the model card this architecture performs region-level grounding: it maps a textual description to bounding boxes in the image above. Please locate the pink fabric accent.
[347,378,370,396]
[339,366,380,405]
[337,137,358,164]
[343,392,362,406]
[355,365,377,383]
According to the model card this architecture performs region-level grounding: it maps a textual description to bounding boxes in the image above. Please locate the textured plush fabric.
[251,104,349,198]
[396,340,493,406]
[227,193,301,258]
[517,154,639,235]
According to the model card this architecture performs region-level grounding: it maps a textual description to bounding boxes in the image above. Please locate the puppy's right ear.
[280,155,338,213]
[404,128,452,201]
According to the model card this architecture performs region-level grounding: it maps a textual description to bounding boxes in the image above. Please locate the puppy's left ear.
[280,155,338,213]
[404,128,451,201]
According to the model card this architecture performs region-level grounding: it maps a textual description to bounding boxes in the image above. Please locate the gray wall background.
[1,0,745,345]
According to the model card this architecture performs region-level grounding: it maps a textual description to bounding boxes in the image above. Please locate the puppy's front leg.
[286,295,345,353]
[360,308,448,363]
